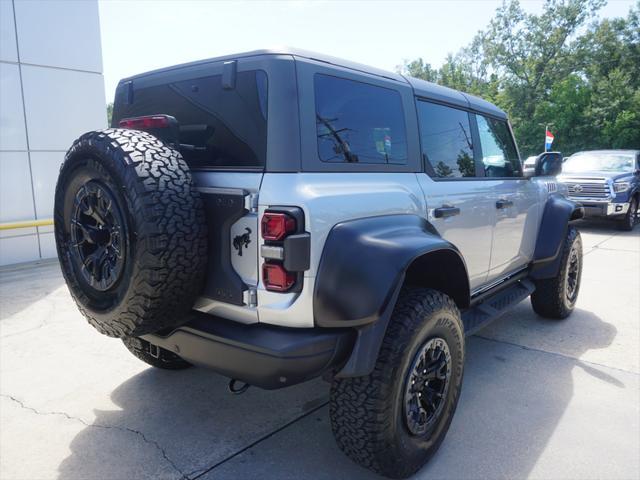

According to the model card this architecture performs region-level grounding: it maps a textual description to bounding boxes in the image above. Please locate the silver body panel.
[486,178,541,281]
[257,173,427,328]
[191,170,547,328]
[417,176,495,290]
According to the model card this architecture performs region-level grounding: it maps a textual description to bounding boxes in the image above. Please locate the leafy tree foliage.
[402,0,640,157]
[106,102,113,126]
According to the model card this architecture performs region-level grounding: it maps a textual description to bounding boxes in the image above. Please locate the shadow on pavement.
[56,364,329,480]
[573,218,640,237]
[56,308,618,480]
[0,261,65,320]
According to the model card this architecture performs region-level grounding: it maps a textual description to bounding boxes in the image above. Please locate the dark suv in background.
[558,150,640,230]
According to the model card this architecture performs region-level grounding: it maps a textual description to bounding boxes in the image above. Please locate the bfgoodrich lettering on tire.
[330,288,465,479]
[54,129,207,338]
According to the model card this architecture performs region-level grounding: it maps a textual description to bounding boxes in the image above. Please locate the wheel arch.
[312,214,470,377]
[313,214,469,328]
[530,195,583,280]
[404,249,470,309]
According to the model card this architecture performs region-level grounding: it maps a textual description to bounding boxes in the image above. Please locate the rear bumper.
[142,312,355,389]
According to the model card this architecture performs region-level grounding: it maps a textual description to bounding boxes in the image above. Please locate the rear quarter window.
[314,74,407,165]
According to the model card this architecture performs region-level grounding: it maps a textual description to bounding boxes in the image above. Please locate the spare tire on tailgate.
[54,128,207,338]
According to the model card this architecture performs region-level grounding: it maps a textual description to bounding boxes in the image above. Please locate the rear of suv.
[54,49,584,478]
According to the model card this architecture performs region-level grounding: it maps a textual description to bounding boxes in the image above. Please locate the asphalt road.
[1,220,638,480]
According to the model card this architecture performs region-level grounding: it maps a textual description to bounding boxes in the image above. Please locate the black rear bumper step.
[141,312,355,390]
[462,279,535,335]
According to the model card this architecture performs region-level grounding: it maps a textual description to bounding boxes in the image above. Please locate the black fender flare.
[313,214,469,377]
[530,195,584,280]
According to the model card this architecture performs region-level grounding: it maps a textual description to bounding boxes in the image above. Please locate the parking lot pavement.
[1,222,638,480]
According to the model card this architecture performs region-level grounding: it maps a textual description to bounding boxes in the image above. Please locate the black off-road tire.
[122,337,192,370]
[531,226,582,319]
[617,196,638,231]
[54,129,207,338]
[330,288,465,479]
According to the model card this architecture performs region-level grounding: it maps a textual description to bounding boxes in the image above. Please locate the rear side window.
[416,100,475,178]
[476,115,522,177]
[314,74,407,164]
[115,70,267,169]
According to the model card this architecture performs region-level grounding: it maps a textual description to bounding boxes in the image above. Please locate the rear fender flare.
[313,214,469,377]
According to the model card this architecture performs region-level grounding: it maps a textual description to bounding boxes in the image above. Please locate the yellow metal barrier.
[0,218,54,231]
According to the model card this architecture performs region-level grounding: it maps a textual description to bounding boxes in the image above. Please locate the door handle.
[434,206,461,218]
[496,199,514,209]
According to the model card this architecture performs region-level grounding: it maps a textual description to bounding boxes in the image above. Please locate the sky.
[98,0,636,101]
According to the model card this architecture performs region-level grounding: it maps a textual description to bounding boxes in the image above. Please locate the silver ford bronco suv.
[54,49,584,479]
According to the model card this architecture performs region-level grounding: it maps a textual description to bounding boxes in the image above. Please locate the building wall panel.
[0,62,27,150]
[13,0,102,73]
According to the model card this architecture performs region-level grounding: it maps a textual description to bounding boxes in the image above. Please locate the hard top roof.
[120,47,506,119]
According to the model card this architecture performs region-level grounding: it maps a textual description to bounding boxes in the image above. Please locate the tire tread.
[54,129,207,337]
[330,288,462,478]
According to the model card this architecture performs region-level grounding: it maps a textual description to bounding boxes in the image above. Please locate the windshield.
[563,152,635,173]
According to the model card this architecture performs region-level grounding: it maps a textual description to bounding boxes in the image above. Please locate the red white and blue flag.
[545,129,554,151]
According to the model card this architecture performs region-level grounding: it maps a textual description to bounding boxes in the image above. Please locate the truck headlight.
[613,181,631,193]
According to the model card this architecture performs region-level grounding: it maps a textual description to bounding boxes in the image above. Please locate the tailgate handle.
[434,206,461,218]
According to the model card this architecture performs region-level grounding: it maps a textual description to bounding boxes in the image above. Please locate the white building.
[0,0,107,266]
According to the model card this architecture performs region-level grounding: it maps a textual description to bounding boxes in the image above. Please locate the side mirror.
[533,151,563,177]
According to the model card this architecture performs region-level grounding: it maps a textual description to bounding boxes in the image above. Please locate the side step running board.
[462,279,535,335]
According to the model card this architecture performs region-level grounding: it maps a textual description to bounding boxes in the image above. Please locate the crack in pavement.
[2,393,331,480]
[591,246,639,253]
[185,400,330,479]
[473,334,640,376]
[582,233,620,257]
[1,394,187,480]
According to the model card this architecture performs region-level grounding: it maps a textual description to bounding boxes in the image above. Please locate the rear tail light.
[263,263,296,292]
[261,210,303,292]
[119,115,171,130]
[261,212,296,241]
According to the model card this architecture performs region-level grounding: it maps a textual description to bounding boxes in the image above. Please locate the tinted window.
[476,115,521,177]
[114,70,268,168]
[417,101,475,178]
[314,74,407,164]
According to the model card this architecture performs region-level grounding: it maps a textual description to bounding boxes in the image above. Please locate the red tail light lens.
[119,115,171,130]
[261,212,296,241]
[263,263,296,292]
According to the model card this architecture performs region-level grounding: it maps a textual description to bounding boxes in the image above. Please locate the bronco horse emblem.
[233,227,252,256]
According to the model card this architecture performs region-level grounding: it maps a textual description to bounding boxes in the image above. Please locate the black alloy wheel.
[70,180,127,292]
[565,243,580,305]
[404,337,452,436]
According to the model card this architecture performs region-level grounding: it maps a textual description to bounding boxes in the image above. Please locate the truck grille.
[565,180,610,199]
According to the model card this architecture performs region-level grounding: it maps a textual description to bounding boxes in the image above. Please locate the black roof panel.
[119,47,507,119]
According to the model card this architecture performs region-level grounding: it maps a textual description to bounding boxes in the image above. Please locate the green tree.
[401,0,640,156]
[106,102,113,126]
